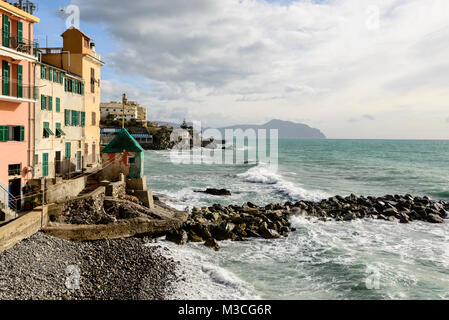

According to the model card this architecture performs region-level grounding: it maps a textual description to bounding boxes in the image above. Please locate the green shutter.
[65,142,71,159]
[17,21,23,44]
[56,98,60,112]
[2,60,9,96]
[60,73,63,84]
[80,83,84,95]
[65,109,70,126]
[41,66,45,79]
[42,153,49,177]
[19,126,24,141]
[41,95,46,110]
[81,112,85,127]
[2,14,9,47]
[17,65,23,98]
[49,68,52,81]
[72,110,79,126]
[54,70,58,82]
[0,125,8,142]
[48,96,53,111]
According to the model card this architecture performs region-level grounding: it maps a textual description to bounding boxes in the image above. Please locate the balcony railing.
[1,29,38,56]
[1,79,38,100]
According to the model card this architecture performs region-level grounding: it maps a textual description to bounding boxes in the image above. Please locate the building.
[100,127,153,148]
[100,128,144,180]
[40,27,104,168]
[0,0,39,217]
[32,60,86,180]
[100,100,147,123]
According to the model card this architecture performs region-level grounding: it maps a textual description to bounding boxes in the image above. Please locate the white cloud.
[76,0,449,138]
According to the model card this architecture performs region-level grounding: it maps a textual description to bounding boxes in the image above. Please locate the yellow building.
[41,27,104,167]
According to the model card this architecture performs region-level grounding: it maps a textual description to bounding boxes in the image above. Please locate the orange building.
[0,0,39,218]
[41,27,104,168]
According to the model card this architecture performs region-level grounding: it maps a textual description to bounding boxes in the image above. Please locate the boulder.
[259,223,280,239]
[427,214,444,224]
[212,222,236,241]
[166,230,188,245]
[195,188,232,196]
[187,230,204,242]
[204,238,220,251]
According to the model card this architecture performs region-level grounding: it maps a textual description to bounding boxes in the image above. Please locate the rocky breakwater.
[165,194,449,251]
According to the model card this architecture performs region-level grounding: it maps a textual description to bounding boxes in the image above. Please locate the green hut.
[101,128,144,179]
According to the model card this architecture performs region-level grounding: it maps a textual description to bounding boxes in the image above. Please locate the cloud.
[74,0,449,138]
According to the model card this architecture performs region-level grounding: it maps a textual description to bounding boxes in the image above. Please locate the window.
[56,98,60,112]
[92,112,96,125]
[41,95,46,110]
[48,96,53,111]
[72,110,79,126]
[65,109,70,126]
[1,126,24,142]
[81,112,85,127]
[8,164,21,176]
[42,153,49,177]
[91,68,95,93]
[55,123,65,138]
[65,142,71,159]
[40,66,46,79]
[43,122,54,138]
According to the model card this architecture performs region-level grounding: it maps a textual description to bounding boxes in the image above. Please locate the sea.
[144,139,449,300]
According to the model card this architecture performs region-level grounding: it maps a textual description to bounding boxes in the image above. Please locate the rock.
[212,223,235,241]
[245,229,262,238]
[204,238,220,251]
[383,207,398,216]
[166,230,188,245]
[187,230,204,243]
[343,212,356,221]
[195,188,232,196]
[258,223,280,239]
[427,214,444,224]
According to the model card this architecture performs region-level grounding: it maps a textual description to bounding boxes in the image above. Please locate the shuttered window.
[19,126,24,141]
[65,109,70,126]
[41,95,46,110]
[65,142,71,159]
[48,96,53,111]
[42,153,49,177]
[2,60,9,96]
[2,14,9,47]
[72,110,79,126]
[81,112,85,127]
[17,65,23,98]
[0,125,8,142]
[41,66,46,79]
[56,98,60,112]
[49,68,53,81]
[17,21,23,44]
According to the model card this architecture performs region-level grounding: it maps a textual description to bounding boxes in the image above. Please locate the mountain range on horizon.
[151,119,326,139]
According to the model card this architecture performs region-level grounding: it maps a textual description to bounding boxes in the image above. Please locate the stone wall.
[47,187,106,223]
[0,207,47,253]
[43,216,184,242]
[45,175,87,204]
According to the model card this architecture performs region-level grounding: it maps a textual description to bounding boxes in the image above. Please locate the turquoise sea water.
[144,140,449,299]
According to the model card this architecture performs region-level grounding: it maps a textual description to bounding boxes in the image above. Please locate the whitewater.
[144,139,449,299]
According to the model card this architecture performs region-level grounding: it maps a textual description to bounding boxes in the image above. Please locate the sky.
[33,0,449,139]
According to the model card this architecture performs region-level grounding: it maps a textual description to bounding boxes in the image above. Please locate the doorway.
[55,151,61,175]
[8,178,21,211]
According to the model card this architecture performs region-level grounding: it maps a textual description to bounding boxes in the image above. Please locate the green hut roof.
[101,128,144,153]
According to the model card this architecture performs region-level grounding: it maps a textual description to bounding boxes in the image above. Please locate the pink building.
[0,0,39,218]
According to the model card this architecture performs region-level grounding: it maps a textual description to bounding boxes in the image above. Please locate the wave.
[237,164,328,202]
[146,240,258,300]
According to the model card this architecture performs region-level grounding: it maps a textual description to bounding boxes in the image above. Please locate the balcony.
[0,28,38,60]
[0,79,37,103]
